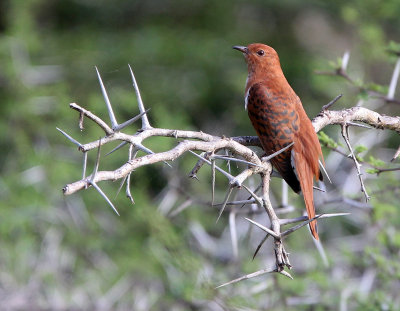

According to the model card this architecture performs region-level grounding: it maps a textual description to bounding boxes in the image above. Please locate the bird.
[233,43,324,240]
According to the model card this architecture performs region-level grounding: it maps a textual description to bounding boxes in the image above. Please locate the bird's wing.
[246,82,301,193]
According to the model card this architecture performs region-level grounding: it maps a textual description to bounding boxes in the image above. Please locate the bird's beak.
[233,46,248,54]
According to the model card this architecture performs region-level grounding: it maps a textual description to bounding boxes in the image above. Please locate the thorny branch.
[58,66,400,287]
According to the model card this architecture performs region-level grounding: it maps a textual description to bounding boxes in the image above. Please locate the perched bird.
[233,43,324,239]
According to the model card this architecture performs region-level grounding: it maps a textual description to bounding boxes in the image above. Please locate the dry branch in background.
[58,65,400,287]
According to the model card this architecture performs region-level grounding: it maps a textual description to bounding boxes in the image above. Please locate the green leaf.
[354,145,368,154]
[365,82,388,94]
[358,89,370,101]
[366,168,379,174]
[386,40,400,56]
[318,131,339,149]
[368,155,385,167]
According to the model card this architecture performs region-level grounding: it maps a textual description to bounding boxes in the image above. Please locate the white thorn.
[341,51,350,71]
[388,57,400,99]
[95,66,118,129]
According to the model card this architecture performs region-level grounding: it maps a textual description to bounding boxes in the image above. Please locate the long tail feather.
[293,151,319,239]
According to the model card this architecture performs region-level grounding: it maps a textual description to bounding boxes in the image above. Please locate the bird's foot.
[274,239,292,271]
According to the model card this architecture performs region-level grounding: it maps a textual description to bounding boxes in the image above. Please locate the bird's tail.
[293,148,319,240]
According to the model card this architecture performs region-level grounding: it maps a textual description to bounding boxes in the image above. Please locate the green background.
[1,0,400,309]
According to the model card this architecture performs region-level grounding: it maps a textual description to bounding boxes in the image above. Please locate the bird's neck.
[245,67,287,94]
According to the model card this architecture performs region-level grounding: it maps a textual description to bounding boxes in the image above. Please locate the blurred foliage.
[1,0,400,310]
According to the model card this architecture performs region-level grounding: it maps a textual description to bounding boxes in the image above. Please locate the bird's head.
[233,43,281,75]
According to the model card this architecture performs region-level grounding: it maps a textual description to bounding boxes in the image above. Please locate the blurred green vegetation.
[1,0,400,309]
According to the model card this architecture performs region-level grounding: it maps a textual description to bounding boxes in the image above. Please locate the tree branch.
[58,66,400,287]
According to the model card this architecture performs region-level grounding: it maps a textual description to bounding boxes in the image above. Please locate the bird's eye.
[257,50,265,56]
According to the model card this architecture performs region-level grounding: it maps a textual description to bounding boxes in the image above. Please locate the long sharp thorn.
[56,127,82,148]
[229,211,238,259]
[128,64,152,130]
[113,109,151,132]
[213,199,256,207]
[263,142,294,161]
[280,213,350,226]
[341,51,350,71]
[252,234,270,260]
[215,267,277,289]
[188,150,234,181]
[106,141,128,156]
[115,175,128,198]
[388,57,400,100]
[240,183,262,208]
[244,217,280,239]
[313,237,329,267]
[347,121,373,129]
[313,185,326,192]
[91,138,102,182]
[82,152,88,179]
[225,150,231,173]
[278,270,293,280]
[211,159,216,206]
[138,144,172,168]
[216,187,233,223]
[89,181,120,216]
[212,155,262,167]
[281,214,323,237]
[319,160,331,183]
[95,66,118,129]
[282,180,288,206]
[241,185,263,206]
[126,173,135,204]
[125,144,135,204]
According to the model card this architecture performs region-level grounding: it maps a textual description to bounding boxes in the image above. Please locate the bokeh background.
[1,0,400,310]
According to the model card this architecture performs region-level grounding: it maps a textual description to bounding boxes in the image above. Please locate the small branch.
[341,125,370,201]
[375,167,400,175]
[82,152,87,179]
[321,94,343,111]
[313,106,400,133]
[391,145,400,162]
[69,103,113,135]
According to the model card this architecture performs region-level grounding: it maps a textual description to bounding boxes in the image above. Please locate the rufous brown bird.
[234,43,324,239]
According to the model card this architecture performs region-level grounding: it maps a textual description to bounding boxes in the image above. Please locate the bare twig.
[391,145,400,162]
[321,94,343,111]
[69,103,113,135]
[341,125,370,201]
